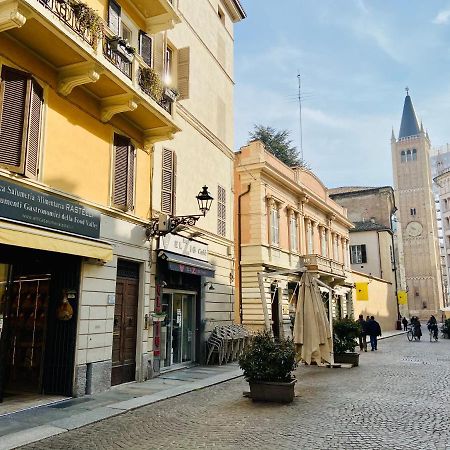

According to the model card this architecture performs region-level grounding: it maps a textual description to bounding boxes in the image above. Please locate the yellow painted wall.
[352,271,398,332]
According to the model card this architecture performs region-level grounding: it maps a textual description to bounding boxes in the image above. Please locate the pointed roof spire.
[420,120,424,133]
[391,127,396,141]
[399,88,420,138]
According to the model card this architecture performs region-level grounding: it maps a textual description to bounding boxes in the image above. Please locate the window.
[164,46,173,84]
[139,31,152,67]
[177,47,190,100]
[217,185,226,237]
[333,235,339,261]
[412,149,417,160]
[271,207,279,246]
[108,0,121,36]
[410,208,416,216]
[0,66,43,179]
[321,228,327,256]
[401,150,406,162]
[161,148,176,215]
[307,222,313,254]
[350,244,367,264]
[112,134,135,211]
[290,215,298,252]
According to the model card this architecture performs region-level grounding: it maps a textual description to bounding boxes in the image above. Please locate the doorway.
[160,291,196,369]
[111,260,139,386]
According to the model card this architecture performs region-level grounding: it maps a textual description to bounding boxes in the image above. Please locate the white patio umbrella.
[293,272,332,365]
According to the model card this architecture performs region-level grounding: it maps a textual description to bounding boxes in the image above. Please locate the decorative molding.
[101,94,139,122]
[0,0,27,33]
[57,62,102,96]
[144,126,174,149]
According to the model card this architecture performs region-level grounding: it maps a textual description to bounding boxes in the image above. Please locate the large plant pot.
[249,379,296,403]
[334,352,359,367]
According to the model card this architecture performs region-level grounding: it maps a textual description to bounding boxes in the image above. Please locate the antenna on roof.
[405,86,409,96]
[297,71,303,162]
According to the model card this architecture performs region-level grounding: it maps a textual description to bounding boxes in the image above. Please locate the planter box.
[334,352,359,367]
[249,379,296,403]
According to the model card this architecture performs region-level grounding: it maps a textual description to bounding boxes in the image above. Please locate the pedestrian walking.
[402,316,408,331]
[366,316,382,351]
[357,314,367,352]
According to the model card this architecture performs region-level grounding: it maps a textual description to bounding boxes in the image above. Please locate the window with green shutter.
[0,66,43,178]
[113,134,135,211]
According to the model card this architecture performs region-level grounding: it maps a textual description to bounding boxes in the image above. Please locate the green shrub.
[333,318,360,354]
[139,67,164,103]
[238,331,297,383]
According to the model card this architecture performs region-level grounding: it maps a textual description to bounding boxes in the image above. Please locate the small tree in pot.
[238,331,297,403]
[333,318,360,367]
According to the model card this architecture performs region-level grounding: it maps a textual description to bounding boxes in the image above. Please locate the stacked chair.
[206,324,252,365]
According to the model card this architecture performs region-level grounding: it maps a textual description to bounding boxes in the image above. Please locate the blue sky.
[233,0,450,188]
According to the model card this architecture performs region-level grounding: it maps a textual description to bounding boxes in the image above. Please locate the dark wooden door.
[111,277,138,386]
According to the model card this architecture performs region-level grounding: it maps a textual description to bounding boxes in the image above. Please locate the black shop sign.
[0,179,100,239]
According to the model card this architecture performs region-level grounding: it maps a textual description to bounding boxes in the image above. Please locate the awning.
[0,220,113,262]
[158,251,215,277]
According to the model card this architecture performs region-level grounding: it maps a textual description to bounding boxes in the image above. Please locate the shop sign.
[0,179,100,239]
[159,233,208,262]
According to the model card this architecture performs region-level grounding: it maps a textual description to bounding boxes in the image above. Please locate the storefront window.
[0,264,10,345]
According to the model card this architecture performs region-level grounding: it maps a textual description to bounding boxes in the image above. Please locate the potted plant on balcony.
[109,37,135,62]
[139,67,164,103]
[69,0,103,48]
[333,318,360,367]
[238,331,297,403]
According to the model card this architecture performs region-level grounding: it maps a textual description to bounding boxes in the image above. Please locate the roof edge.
[223,0,246,21]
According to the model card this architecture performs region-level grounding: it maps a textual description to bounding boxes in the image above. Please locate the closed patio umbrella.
[293,272,332,365]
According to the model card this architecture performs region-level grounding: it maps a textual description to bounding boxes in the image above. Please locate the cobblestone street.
[21,333,450,450]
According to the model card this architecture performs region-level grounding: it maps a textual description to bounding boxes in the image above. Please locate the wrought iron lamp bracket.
[146,214,204,239]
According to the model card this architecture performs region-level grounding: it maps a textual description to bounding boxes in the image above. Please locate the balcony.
[0,0,180,145]
[300,254,346,279]
[130,0,181,34]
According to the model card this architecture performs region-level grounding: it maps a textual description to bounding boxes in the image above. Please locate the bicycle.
[407,325,421,341]
[428,325,438,342]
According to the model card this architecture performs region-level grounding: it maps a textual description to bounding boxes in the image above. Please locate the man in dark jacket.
[402,316,408,331]
[357,314,367,352]
[366,316,382,351]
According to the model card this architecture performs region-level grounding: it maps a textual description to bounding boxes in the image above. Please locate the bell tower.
[391,89,443,318]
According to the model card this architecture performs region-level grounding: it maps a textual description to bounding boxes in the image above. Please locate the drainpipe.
[376,231,383,279]
[238,184,251,324]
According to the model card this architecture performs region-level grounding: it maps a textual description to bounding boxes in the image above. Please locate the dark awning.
[158,251,215,277]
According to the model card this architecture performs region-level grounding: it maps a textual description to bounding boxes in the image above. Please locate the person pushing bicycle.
[427,315,438,341]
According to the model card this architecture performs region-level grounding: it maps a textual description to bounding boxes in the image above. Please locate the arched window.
[401,150,406,162]
[406,149,412,161]
[412,149,417,160]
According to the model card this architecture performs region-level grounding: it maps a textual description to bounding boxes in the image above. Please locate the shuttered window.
[113,134,135,211]
[0,66,43,178]
[177,47,190,100]
[217,185,226,236]
[139,31,152,67]
[152,33,165,75]
[161,148,176,215]
[350,244,367,264]
[108,0,121,36]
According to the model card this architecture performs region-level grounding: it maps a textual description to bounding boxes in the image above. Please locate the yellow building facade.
[0,0,244,405]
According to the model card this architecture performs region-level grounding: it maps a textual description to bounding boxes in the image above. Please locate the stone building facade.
[391,92,443,318]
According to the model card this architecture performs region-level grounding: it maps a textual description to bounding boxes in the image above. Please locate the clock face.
[406,221,423,237]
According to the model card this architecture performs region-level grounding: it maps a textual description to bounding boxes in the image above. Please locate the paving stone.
[19,332,450,450]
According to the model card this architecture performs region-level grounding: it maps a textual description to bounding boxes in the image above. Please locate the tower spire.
[399,89,420,138]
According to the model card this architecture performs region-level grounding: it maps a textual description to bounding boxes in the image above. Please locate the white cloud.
[433,9,450,24]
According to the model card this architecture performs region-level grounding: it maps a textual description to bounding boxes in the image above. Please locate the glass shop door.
[0,264,12,402]
[161,292,196,369]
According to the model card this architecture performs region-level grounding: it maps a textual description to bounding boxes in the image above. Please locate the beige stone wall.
[352,271,397,332]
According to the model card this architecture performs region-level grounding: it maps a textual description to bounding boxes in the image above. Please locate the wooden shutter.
[0,67,28,173]
[127,144,135,211]
[113,134,129,210]
[139,31,152,67]
[217,185,226,236]
[177,47,190,100]
[152,33,165,76]
[108,0,121,35]
[172,151,177,215]
[25,80,43,178]
[161,148,175,215]
[361,245,367,263]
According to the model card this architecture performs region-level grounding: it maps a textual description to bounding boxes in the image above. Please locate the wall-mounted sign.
[355,282,369,301]
[0,179,100,239]
[159,233,208,262]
